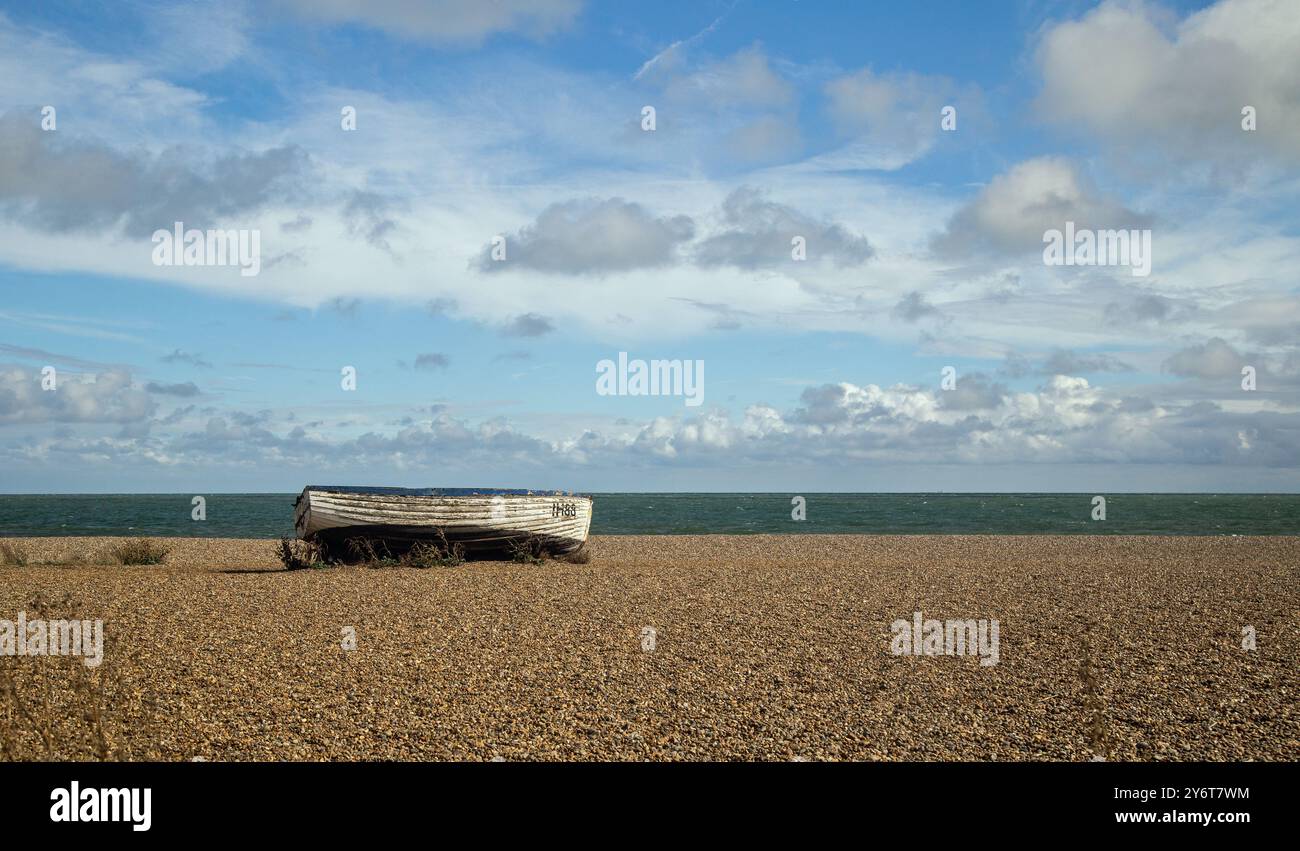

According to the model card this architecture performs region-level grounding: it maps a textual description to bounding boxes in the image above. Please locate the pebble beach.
[1,534,1296,761]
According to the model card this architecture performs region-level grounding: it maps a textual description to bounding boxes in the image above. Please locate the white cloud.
[655,44,794,109]
[1034,0,1300,165]
[475,198,694,275]
[1163,337,1247,379]
[274,0,583,45]
[931,157,1149,258]
[7,373,1296,475]
[634,44,803,168]
[0,112,309,236]
[0,13,213,146]
[693,187,873,269]
[811,67,968,171]
[0,4,1295,391]
[0,366,155,425]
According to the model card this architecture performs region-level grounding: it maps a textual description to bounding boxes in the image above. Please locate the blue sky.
[1,0,1297,492]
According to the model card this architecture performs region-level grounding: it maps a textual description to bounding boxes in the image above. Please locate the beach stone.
[0,534,1295,761]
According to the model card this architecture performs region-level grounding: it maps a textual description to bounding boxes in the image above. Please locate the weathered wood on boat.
[294,486,593,555]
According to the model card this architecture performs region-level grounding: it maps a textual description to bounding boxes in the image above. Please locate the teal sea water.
[0,493,1296,537]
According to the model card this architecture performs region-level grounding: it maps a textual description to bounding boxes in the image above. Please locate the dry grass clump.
[0,593,157,761]
[107,538,168,566]
[275,538,327,571]
[282,533,580,569]
[401,533,464,568]
[0,541,28,566]
[1,542,89,567]
[294,532,467,569]
[509,535,593,565]
[508,534,547,565]
[346,537,399,567]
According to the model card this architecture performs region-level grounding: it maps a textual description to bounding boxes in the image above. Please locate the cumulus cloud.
[476,198,694,275]
[1034,0,1300,165]
[0,367,154,424]
[477,187,873,275]
[931,157,1148,258]
[938,373,1007,411]
[892,291,940,322]
[275,0,583,46]
[1163,337,1247,379]
[438,377,1291,467]
[0,112,309,237]
[5,373,1298,475]
[693,187,873,269]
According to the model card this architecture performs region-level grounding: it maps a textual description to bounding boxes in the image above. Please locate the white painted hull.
[294,488,593,554]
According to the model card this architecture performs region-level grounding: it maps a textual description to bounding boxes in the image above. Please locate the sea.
[0,493,1296,537]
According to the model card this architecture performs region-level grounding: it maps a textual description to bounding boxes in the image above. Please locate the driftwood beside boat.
[294,486,593,556]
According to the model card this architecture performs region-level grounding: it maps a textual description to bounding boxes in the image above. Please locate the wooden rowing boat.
[294,486,593,555]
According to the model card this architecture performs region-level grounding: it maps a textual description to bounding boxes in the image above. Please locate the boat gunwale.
[294,488,594,546]
[299,485,591,499]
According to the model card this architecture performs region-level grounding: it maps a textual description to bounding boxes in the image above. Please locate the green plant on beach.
[0,543,88,567]
[508,534,548,565]
[401,531,464,568]
[346,536,400,568]
[107,538,168,566]
[506,535,593,565]
[281,532,573,569]
[276,537,327,570]
[337,533,465,568]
